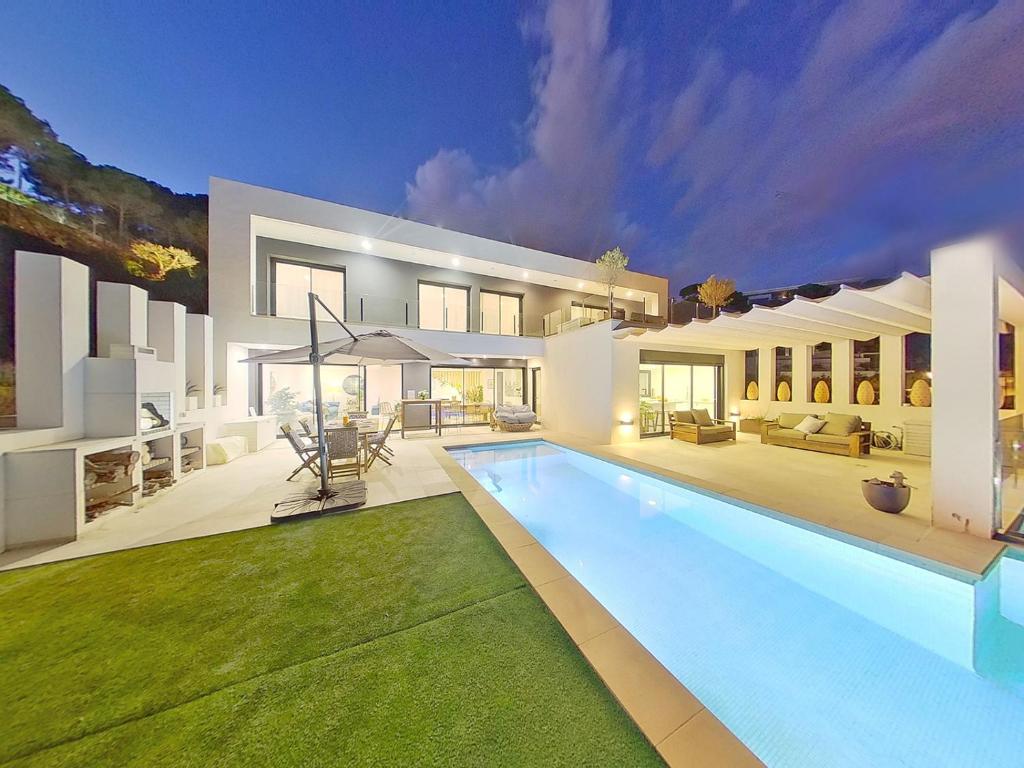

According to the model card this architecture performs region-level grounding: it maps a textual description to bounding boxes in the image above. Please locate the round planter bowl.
[861,480,911,514]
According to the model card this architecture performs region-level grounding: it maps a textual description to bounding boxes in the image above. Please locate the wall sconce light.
[618,414,634,426]
[729,406,741,424]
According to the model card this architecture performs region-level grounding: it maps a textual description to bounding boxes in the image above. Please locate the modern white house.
[1,176,1022,561]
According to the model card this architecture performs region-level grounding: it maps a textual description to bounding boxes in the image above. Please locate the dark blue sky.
[5,0,1022,291]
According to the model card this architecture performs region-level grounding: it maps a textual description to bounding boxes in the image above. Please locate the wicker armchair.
[325,426,361,480]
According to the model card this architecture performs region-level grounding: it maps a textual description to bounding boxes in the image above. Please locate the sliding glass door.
[419,282,469,332]
[260,363,364,426]
[430,366,524,425]
[639,362,720,437]
[480,290,522,336]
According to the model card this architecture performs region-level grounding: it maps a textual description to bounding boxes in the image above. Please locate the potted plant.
[417,390,429,400]
[213,383,225,408]
[185,381,199,412]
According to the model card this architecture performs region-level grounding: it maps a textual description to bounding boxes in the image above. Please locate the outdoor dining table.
[324,419,380,469]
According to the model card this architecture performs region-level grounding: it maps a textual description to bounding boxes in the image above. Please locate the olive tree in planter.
[596,246,628,317]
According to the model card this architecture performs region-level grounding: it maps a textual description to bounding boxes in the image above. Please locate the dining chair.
[365,413,398,469]
[281,424,320,480]
[325,426,361,480]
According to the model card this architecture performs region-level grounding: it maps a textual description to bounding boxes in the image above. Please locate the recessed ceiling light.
[451,257,460,266]
[522,271,529,279]
[627,291,634,297]
[361,238,372,250]
[577,282,584,289]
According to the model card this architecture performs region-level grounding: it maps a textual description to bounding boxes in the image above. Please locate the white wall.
[542,322,618,444]
[737,338,930,434]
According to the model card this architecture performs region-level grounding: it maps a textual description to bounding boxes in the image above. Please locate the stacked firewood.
[85,449,140,520]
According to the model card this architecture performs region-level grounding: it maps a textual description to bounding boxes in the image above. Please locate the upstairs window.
[271,259,345,321]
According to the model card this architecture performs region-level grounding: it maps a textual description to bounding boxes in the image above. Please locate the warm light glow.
[627,291,634,297]
[730,407,741,416]
[522,271,530,279]
[618,413,634,425]
[451,257,460,266]
[361,238,372,250]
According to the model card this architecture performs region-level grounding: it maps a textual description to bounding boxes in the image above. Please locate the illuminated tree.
[596,246,628,316]
[697,275,736,317]
[127,240,199,280]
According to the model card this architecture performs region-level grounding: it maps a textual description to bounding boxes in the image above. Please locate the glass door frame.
[480,289,524,336]
[417,279,470,333]
[639,362,723,438]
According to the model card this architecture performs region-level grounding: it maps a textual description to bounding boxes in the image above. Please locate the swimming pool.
[449,440,1024,768]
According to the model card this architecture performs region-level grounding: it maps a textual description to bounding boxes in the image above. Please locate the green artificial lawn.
[0,493,661,767]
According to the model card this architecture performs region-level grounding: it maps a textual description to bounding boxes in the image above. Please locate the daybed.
[668,409,737,445]
[761,412,871,458]
[491,404,537,432]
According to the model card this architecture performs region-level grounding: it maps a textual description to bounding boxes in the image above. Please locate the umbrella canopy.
[241,329,470,367]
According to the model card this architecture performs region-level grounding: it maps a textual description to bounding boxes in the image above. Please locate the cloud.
[405,0,636,259]
[649,0,1024,288]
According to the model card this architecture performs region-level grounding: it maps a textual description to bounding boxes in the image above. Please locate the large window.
[639,362,720,436]
[853,337,881,405]
[271,259,345,320]
[430,366,524,425]
[419,282,468,332]
[811,343,832,404]
[773,347,792,402]
[260,363,363,426]
[904,333,931,406]
[744,350,759,400]
[480,290,522,336]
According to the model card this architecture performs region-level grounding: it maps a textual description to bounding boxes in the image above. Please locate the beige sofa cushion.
[700,425,734,436]
[692,408,714,426]
[771,428,808,440]
[672,410,695,424]
[777,413,809,429]
[820,413,862,436]
[806,433,850,446]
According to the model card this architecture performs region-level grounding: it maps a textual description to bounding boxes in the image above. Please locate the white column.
[792,344,811,405]
[148,301,187,410]
[880,335,904,409]
[832,339,853,407]
[186,314,214,409]
[931,240,999,538]
[97,282,149,357]
[15,252,89,431]
[758,345,772,410]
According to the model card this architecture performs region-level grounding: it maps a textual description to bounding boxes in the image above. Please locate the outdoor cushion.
[508,413,536,424]
[794,415,826,434]
[699,425,734,435]
[777,413,810,429]
[691,408,714,426]
[820,413,862,436]
[206,436,247,465]
[508,404,532,414]
[770,428,808,440]
[672,410,695,424]
[806,433,851,446]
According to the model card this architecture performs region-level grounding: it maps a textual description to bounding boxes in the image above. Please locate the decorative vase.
[213,394,223,408]
[776,380,791,402]
[856,379,875,406]
[861,479,911,514]
[746,380,759,400]
[813,379,830,404]
[185,396,199,411]
[909,378,931,407]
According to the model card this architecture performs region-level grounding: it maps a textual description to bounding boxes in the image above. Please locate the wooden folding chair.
[325,426,361,480]
[282,423,320,481]
[365,414,398,470]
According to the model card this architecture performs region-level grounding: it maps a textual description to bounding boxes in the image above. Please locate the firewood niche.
[84,447,141,521]
[141,434,175,497]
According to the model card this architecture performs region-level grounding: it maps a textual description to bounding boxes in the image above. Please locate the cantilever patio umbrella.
[242,292,468,521]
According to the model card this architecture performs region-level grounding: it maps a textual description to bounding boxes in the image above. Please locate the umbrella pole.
[308,292,331,497]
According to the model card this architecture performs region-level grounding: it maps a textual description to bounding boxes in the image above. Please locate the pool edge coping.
[430,442,765,768]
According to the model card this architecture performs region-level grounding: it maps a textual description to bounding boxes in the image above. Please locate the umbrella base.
[271,480,367,523]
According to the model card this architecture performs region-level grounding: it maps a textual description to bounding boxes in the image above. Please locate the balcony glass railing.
[251,281,545,337]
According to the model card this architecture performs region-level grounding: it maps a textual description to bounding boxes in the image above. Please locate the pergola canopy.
[617,272,932,349]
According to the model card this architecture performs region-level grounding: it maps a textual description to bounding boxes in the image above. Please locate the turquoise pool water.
[449,440,1024,768]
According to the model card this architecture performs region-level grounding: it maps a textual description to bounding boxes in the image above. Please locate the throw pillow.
[692,408,714,426]
[794,415,825,434]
